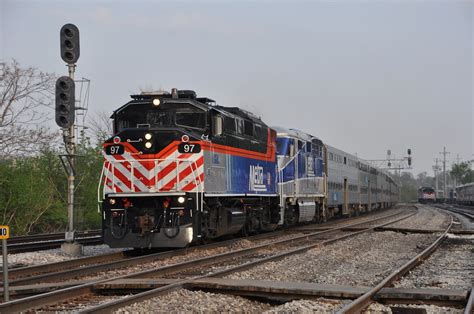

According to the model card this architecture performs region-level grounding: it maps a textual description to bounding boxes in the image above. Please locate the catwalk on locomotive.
[99,89,399,248]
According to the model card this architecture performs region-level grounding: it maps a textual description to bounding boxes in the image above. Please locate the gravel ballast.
[264,299,349,313]
[116,289,272,313]
[225,231,436,287]
[389,205,449,229]
[367,302,464,313]
[0,244,124,267]
[394,234,474,290]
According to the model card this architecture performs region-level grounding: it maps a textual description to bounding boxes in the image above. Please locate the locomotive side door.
[343,177,349,216]
[207,114,227,193]
[368,179,372,210]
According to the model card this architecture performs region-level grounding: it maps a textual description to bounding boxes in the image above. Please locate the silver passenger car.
[275,127,398,223]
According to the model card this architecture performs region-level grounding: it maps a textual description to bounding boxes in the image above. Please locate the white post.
[2,239,9,302]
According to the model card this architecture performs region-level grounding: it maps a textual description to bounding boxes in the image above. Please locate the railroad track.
[3,230,103,254]
[0,207,416,312]
[337,216,455,312]
[433,204,474,220]
[1,207,402,285]
[337,208,474,314]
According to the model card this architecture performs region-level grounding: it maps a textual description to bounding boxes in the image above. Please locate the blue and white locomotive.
[99,89,398,248]
[274,128,326,225]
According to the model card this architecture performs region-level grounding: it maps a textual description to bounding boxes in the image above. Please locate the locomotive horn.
[171,88,178,99]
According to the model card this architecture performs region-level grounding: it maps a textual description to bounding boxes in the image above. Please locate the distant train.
[98,89,399,248]
[456,183,474,205]
[418,187,436,203]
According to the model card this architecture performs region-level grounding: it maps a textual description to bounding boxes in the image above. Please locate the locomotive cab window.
[244,120,253,137]
[212,115,223,136]
[298,140,304,151]
[114,102,207,132]
[254,124,267,142]
[224,117,236,134]
[277,137,295,156]
[175,109,206,130]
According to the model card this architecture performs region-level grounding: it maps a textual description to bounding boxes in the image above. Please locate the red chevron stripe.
[177,156,204,181]
[112,155,150,187]
[104,162,124,193]
[159,157,204,192]
[182,172,205,191]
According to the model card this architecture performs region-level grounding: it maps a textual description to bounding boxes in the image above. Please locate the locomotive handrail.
[278,149,301,174]
[97,163,106,213]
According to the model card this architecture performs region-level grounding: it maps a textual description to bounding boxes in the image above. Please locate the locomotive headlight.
[145,141,153,149]
[152,98,160,106]
[109,198,116,205]
[177,196,185,204]
[145,133,152,140]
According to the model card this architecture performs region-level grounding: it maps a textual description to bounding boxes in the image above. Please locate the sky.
[1,0,473,176]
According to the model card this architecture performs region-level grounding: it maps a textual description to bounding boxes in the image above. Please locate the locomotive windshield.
[277,137,293,156]
[115,103,207,132]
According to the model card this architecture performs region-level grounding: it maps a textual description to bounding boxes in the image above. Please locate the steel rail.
[433,205,474,220]
[337,216,453,314]
[81,211,417,313]
[6,230,101,245]
[6,229,287,286]
[0,209,414,312]
[6,236,103,254]
[465,286,474,314]
[1,251,128,281]
[448,208,474,220]
[2,230,103,255]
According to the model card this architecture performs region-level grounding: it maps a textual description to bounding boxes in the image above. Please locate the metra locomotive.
[417,187,436,203]
[99,89,398,248]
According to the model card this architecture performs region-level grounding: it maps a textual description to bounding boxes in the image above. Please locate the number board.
[105,144,125,155]
[178,143,201,154]
[0,226,9,239]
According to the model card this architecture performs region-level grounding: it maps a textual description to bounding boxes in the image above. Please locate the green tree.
[73,130,103,230]
[399,172,418,202]
[451,161,474,185]
[416,172,435,188]
[0,151,67,234]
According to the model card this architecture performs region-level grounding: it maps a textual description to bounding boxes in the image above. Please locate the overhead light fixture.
[177,196,185,204]
[145,142,152,149]
[145,133,152,140]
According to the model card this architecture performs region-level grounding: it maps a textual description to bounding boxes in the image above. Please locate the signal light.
[55,76,75,128]
[60,24,80,64]
[408,157,412,166]
[407,148,412,155]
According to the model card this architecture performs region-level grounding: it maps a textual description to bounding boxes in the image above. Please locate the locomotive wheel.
[284,205,298,227]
